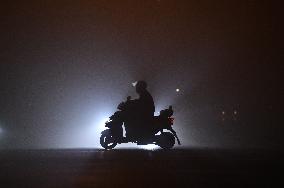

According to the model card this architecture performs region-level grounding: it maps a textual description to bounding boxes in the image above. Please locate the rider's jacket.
[133,90,155,119]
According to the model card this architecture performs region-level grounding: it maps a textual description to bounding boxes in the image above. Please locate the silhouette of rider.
[134,81,155,117]
[130,81,155,140]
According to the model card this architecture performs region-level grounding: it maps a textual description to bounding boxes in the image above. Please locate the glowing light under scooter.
[139,144,159,150]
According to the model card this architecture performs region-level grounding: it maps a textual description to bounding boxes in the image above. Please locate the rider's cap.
[132,81,138,87]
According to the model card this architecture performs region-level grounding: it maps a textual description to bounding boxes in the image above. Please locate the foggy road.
[0,149,282,188]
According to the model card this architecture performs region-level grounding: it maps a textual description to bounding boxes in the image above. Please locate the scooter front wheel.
[100,129,117,150]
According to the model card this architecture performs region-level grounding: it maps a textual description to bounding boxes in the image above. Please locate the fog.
[0,1,280,149]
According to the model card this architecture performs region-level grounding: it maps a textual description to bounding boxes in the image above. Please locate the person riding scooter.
[124,81,155,141]
[100,82,181,149]
[133,80,155,117]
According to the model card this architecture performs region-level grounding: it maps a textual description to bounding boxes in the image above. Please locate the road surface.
[0,148,283,187]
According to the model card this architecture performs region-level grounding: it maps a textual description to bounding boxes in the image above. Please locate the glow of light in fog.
[176,88,180,92]
[72,114,110,148]
[62,106,114,148]
[97,117,110,133]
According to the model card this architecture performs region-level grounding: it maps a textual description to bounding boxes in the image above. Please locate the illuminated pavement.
[0,149,282,187]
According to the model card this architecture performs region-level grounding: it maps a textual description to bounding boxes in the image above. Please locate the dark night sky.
[0,1,281,148]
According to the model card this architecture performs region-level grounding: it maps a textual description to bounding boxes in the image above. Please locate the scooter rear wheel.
[100,129,117,150]
[157,132,175,149]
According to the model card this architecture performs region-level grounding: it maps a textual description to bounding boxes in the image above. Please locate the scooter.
[100,97,181,149]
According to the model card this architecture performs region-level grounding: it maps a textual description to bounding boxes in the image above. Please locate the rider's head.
[135,80,147,94]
